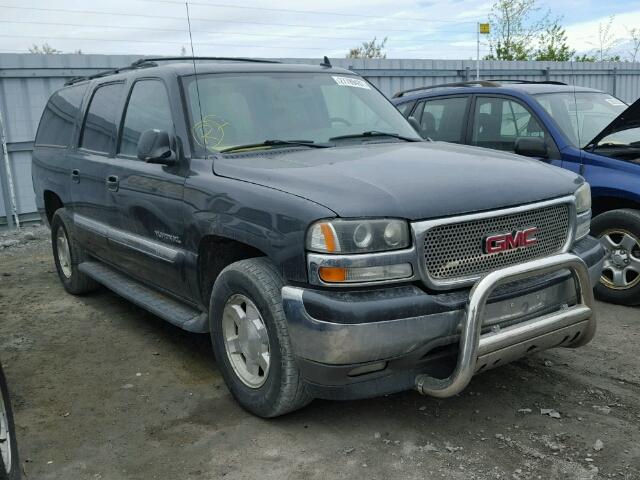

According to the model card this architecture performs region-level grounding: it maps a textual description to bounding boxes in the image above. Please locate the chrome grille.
[421,202,571,287]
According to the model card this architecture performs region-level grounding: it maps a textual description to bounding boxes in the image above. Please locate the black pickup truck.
[32,58,604,417]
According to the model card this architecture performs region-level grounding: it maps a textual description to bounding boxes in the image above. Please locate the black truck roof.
[65,57,351,86]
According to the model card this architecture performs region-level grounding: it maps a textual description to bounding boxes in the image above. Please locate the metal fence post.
[545,67,551,82]
[612,66,618,97]
[0,108,18,230]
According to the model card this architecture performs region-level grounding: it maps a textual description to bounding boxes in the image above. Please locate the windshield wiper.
[329,131,421,142]
[594,142,639,149]
[219,139,330,153]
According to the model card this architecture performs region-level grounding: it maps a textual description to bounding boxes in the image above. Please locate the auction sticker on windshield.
[332,76,371,89]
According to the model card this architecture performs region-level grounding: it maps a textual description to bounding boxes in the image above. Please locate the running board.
[78,261,208,333]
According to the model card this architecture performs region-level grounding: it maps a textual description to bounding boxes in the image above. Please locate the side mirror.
[137,129,176,165]
[514,137,548,159]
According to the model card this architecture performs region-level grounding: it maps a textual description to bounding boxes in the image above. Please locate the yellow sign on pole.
[479,23,490,34]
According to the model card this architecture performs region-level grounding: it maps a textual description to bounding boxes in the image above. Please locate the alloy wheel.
[599,229,640,290]
[56,228,72,279]
[222,294,271,388]
[0,390,12,474]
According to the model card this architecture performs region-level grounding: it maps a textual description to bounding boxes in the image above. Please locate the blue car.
[392,80,640,305]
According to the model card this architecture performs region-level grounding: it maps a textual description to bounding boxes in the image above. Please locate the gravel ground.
[0,230,639,480]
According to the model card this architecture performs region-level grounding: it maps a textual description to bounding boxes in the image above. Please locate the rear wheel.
[0,364,20,480]
[209,258,312,417]
[591,209,640,305]
[51,210,99,295]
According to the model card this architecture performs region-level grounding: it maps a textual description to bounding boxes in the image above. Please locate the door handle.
[106,175,119,192]
[71,169,80,184]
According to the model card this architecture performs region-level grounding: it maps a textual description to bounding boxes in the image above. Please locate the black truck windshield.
[183,72,420,153]
[535,92,630,148]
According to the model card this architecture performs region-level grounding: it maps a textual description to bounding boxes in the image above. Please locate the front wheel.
[209,258,312,418]
[591,209,640,305]
[0,364,20,480]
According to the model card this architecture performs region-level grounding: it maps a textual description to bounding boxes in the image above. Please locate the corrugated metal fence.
[1,53,640,227]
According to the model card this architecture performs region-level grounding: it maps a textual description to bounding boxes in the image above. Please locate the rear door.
[105,78,190,299]
[69,81,125,261]
[408,96,470,143]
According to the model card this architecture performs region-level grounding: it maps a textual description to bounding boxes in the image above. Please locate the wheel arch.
[591,194,640,217]
[197,235,269,307]
[43,190,64,225]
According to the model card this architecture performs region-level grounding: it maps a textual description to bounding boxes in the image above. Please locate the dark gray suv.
[32,57,604,417]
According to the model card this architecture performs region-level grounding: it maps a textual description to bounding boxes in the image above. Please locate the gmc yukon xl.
[32,58,604,417]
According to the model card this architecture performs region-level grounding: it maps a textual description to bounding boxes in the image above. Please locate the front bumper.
[282,236,604,400]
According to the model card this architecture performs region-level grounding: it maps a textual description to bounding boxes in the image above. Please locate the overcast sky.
[0,0,639,59]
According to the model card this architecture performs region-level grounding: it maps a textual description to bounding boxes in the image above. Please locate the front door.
[469,95,562,168]
[105,78,191,300]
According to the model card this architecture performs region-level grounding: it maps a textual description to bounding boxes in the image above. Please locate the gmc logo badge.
[483,227,538,254]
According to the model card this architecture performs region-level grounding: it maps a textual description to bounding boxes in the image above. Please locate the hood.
[586,97,640,149]
[213,142,582,221]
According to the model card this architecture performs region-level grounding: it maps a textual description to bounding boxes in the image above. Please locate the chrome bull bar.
[415,252,596,398]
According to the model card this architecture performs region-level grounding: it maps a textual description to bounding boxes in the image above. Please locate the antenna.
[185,2,207,153]
[320,56,332,68]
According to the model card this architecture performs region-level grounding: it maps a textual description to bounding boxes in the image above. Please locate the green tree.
[28,43,62,54]
[627,27,640,62]
[534,24,575,61]
[591,16,620,61]
[346,37,388,59]
[485,0,551,60]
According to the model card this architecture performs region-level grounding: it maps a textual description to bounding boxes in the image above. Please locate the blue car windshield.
[183,72,420,153]
[535,92,631,148]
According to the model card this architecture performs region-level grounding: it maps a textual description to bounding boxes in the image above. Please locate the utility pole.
[477,22,480,80]
[478,22,490,81]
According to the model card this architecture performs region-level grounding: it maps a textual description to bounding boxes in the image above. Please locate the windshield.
[183,72,420,153]
[535,92,628,148]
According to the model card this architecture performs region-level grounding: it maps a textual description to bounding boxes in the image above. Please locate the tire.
[0,363,20,480]
[51,209,99,295]
[591,209,640,306]
[209,258,312,418]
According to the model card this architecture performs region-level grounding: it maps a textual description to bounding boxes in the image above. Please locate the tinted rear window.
[80,83,124,154]
[35,84,88,147]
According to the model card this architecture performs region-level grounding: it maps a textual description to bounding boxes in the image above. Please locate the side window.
[472,97,545,152]
[413,97,468,143]
[119,80,174,157]
[35,84,88,147]
[396,101,415,116]
[80,83,124,154]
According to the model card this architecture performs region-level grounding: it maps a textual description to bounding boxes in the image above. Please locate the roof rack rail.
[64,56,282,86]
[392,78,569,98]
[392,81,499,98]
[64,62,152,86]
[486,79,567,86]
[130,56,282,67]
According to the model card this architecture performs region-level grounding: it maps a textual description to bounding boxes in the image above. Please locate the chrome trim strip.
[73,213,180,264]
[307,246,419,287]
[412,195,577,290]
[414,252,595,398]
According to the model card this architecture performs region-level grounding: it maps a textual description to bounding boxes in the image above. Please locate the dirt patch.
[1,235,639,479]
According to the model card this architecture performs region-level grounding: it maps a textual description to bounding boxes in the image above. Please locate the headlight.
[574,183,591,213]
[574,183,592,240]
[307,218,410,254]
